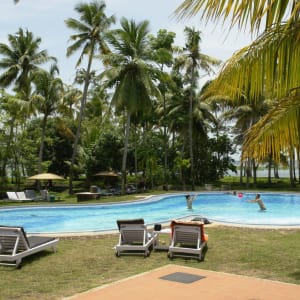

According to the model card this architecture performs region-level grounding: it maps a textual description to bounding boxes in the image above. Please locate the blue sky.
[0,0,254,85]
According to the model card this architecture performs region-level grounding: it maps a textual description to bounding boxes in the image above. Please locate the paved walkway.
[65,264,300,300]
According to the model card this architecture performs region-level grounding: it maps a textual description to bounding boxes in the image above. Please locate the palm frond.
[206,21,300,101]
[174,0,299,33]
[242,92,300,161]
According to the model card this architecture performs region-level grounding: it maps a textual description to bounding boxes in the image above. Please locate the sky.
[0,0,255,85]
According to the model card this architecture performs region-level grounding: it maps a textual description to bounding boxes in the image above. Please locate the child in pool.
[247,194,266,210]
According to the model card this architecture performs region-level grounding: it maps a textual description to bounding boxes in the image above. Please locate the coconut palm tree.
[149,29,176,189]
[65,0,115,193]
[0,28,55,179]
[174,26,221,190]
[101,18,161,194]
[31,65,64,174]
[0,28,55,93]
[174,0,300,172]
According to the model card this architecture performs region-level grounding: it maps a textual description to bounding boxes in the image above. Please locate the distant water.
[227,169,297,178]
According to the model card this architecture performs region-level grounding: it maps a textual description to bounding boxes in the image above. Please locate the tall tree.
[175,27,220,190]
[65,0,115,193]
[101,18,161,194]
[0,28,55,179]
[31,65,64,174]
[149,29,176,190]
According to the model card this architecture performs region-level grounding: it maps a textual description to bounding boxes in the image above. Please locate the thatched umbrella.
[27,173,64,180]
[27,173,64,191]
[93,171,119,187]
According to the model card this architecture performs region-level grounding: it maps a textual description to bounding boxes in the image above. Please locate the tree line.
[1,0,299,193]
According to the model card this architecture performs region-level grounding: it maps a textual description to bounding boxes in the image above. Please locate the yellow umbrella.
[27,173,64,180]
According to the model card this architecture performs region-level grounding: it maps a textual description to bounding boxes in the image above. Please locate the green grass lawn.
[0,226,300,300]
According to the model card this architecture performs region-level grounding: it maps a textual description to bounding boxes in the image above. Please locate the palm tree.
[0,28,55,93]
[31,65,64,174]
[0,90,30,181]
[149,29,176,190]
[223,95,272,186]
[174,0,300,173]
[65,0,115,193]
[0,28,55,179]
[174,26,221,190]
[101,18,161,194]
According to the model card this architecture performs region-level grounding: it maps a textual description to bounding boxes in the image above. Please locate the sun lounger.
[0,225,59,267]
[6,192,19,201]
[168,220,208,261]
[115,219,156,257]
[25,189,43,201]
[6,191,36,202]
[16,191,34,201]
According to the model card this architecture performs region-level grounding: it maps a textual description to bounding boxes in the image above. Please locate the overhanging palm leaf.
[206,21,300,101]
[174,0,300,32]
[243,93,300,161]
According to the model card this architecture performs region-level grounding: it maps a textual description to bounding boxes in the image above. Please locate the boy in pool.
[247,194,266,210]
[186,194,197,209]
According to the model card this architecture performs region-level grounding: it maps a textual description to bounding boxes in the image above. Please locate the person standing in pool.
[247,194,266,210]
[186,194,197,209]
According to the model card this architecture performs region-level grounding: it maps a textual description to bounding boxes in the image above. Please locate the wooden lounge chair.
[0,225,59,267]
[168,220,208,261]
[115,219,156,257]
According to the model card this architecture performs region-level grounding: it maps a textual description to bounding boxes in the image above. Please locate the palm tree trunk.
[267,153,272,185]
[163,91,168,190]
[68,48,94,194]
[239,160,243,185]
[121,112,131,194]
[134,124,138,192]
[38,114,48,174]
[189,67,195,191]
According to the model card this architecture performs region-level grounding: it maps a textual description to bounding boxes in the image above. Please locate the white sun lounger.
[6,191,34,202]
[168,220,208,261]
[0,226,59,267]
[115,219,156,257]
[16,191,34,201]
[6,192,19,201]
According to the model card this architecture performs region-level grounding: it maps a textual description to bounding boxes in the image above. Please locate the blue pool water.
[1,192,300,233]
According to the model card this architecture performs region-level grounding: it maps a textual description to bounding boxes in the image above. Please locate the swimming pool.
[1,192,300,233]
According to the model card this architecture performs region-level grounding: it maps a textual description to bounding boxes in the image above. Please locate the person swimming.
[247,194,266,210]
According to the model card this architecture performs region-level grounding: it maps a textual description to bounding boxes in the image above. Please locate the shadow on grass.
[288,271,300,281]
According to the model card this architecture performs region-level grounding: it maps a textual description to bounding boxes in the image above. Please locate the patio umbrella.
[27,173,64,180]
[93,171,119,187]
